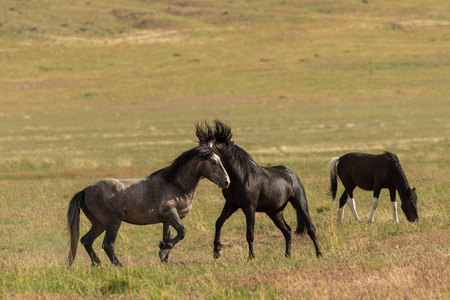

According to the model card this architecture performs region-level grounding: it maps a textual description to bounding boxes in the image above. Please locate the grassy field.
[1,0,449,298]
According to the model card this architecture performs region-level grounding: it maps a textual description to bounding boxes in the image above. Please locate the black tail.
[295,208,307,236]
[327,157,340,200]
[67,190,85,266]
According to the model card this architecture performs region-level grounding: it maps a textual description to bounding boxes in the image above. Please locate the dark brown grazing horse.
[328,152,418,223]
[67,140,230,266]
[196,120,322,259]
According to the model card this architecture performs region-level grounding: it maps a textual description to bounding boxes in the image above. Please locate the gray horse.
[67,140,230,266]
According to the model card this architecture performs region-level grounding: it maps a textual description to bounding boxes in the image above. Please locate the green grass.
[0,0,449,298]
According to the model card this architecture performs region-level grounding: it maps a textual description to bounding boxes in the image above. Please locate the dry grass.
[1,0,449,298]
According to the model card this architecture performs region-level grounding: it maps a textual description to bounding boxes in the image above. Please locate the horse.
[67,140,230,266]
[196,120,322,259]
[327,151,418,223]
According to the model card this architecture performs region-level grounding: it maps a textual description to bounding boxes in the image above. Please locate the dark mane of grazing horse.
[196,120,322,258]
[385,151,412,199]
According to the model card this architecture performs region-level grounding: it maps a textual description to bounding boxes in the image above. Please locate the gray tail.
[67,190,85,266]
[327,157,340,200]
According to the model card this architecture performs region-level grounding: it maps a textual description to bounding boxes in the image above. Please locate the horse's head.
[401,187,418,222]
[197,143,230,189]
[195,122,229,188]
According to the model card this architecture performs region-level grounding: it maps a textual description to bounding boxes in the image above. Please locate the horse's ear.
[412,187,416,192]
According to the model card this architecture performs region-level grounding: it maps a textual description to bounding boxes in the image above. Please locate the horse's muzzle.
[219,179,230,189]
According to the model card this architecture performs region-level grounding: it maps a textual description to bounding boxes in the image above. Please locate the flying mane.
[213,120,258,174]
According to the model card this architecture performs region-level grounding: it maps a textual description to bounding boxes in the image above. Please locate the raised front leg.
[213,203,238,258]
[160,222,173,263]
[159,208,186,263]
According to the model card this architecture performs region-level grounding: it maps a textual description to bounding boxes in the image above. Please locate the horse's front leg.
[159,208,185,263]
[244,208,256,259]
[389,188,399,223]
[160,222,173,263]
[214,203,238,259]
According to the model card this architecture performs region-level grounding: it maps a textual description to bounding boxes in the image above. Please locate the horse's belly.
[122,208,160,225]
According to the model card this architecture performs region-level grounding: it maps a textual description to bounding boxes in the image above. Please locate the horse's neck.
[224,155,255,181]
[391,166,410,200]
[174,159,201,194]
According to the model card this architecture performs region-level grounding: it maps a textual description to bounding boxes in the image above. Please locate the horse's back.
[338,153,390,190]
[87,178,145,200]
[83,178,152,222]
[254,165,301,211]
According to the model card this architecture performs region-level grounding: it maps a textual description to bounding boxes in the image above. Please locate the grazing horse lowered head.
[67,137,230,267]
[328,151,418,223]
[196,120,322,259]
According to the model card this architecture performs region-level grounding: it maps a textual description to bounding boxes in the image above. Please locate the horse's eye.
[211,160,217,165]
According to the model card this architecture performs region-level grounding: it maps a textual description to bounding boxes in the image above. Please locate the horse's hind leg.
[102,221,122,267]
[81,225,105,267]
[267,211,291,257]
[291,192,322,257]
[337,192,347,221]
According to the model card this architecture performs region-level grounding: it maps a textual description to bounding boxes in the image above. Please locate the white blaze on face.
[209,152,229,188]
[211,153,221,164]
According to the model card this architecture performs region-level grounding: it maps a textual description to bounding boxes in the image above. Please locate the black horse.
[196,120,322,259]
[328,152,418,223]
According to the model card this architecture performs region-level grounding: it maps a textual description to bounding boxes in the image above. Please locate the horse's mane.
[384,151,410,192]
[195,120,258,175]
[214,120,258,174]
[148,144,214,183]
[213,119,233,143]
[195,122,214,144]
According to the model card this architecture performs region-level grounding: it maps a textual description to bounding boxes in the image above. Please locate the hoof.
[213,250,221,259]
[159,248,170,262]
